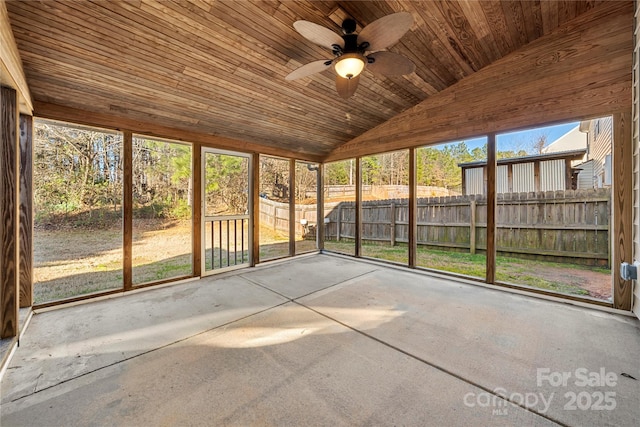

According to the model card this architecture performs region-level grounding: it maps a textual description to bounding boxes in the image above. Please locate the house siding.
[585,116,613,188]
[497,165,509,193]
[512,162,535,192]
[465,167,484,195]
[540,159,565,192]
[463,153,581,195]
[576,160,594,190]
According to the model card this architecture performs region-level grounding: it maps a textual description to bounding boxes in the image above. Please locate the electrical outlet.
[620,262,638,281]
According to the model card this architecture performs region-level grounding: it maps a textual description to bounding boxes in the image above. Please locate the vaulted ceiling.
[5,1,610,160]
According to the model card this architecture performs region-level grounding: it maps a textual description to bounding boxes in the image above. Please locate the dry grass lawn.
[35,221,318,304]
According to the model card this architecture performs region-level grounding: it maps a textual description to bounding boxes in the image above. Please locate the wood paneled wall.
[18,114,32,308]
[326,1,633,162]
[1,86,19,338]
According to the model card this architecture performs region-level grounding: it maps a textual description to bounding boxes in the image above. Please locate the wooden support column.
[316,163,324,251]
[408,148,417,268]
[251,152,260,265]
[612,112,633,310]
[533,161,541,192]
[486,133,497,284]
[193,145,202,273]
[123,131,133,291]
[1,86,19,338]
[289,158,296,256]
[19,114,32,308]
[355,157,362,257]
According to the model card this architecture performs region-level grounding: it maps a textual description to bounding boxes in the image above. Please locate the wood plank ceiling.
[5,0,603,160]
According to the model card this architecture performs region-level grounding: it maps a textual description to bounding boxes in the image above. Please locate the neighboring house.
[541,124,596,190]
[459,149,587,195]
[542,118,613,190]
[579,117,613,188]
[542,125,587,155]
[574,159,595,189]
[462,119,613,193]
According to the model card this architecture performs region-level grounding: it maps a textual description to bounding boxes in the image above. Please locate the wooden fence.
[322,188,610,266]
[260,189,610,265]
[259,198,317,237]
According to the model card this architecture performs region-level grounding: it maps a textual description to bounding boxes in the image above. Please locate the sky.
[445,121,580,154]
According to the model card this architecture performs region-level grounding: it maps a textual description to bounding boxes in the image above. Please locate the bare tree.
[531,134,548,154]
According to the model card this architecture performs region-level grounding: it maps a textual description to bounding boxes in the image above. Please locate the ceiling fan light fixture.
[334,53,365,79]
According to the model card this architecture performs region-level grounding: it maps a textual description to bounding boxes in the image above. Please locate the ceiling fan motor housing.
[341,34,359,55]
[341,18,357,35]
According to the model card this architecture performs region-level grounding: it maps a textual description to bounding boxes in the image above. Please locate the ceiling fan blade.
[293,20,345,50]
[335,74,360,99]
[286,60,332,80]
[358,12,413,52]
[367,51,415,76]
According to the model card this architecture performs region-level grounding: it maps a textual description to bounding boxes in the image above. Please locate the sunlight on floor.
[204,305,403,348]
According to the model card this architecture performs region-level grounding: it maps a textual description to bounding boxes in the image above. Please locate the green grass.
[133,258,193,283]
[362,244,409,264]
[324,240,608,297]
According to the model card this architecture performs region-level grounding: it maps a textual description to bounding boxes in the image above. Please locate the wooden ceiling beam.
[34,101,324,163]
[325,1,633,162]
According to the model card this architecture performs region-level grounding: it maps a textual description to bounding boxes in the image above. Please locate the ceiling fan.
[285,12,415,99]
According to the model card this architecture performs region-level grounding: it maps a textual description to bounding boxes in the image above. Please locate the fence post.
[336,205,341,242]
[390,201,396,246]
[470,199,476,255]
[272,204,277,232]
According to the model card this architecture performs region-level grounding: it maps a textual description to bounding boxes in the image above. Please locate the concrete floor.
[1,254,639,426]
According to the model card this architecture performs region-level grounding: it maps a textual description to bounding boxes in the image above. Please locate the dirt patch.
[532,266,611,300]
